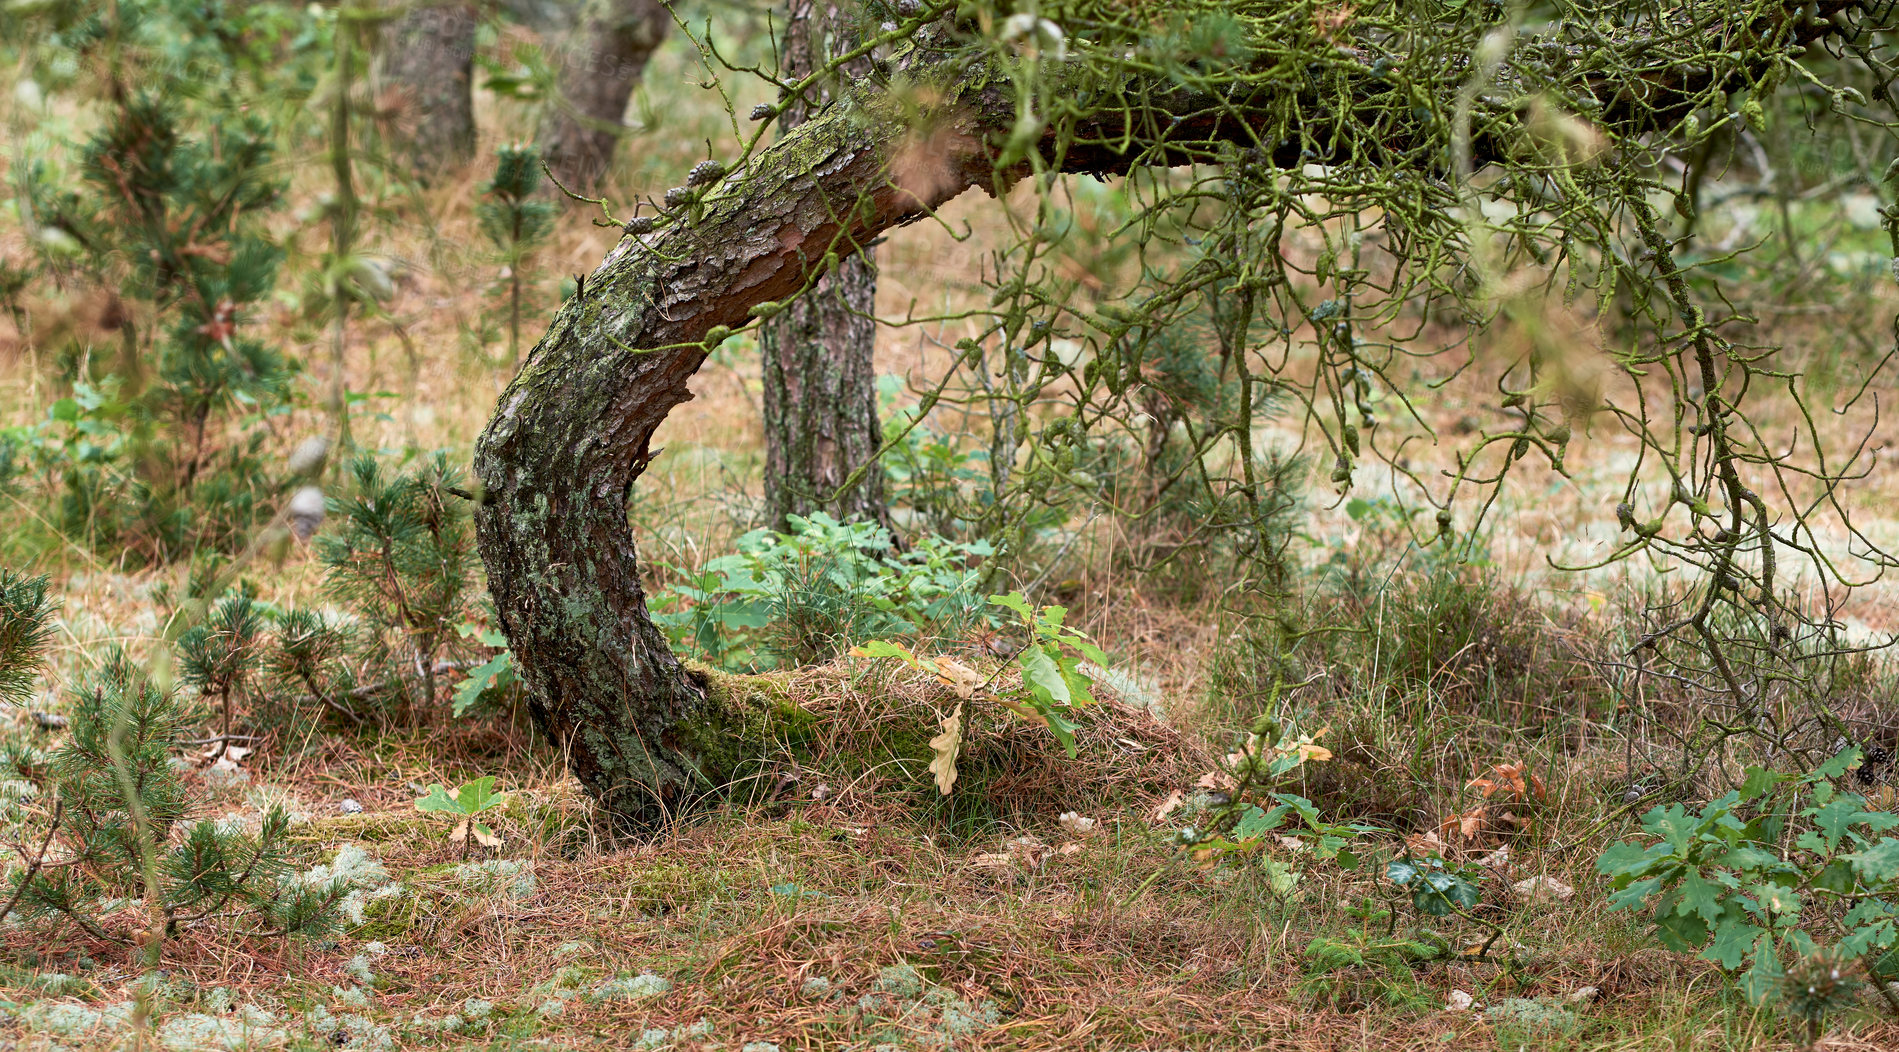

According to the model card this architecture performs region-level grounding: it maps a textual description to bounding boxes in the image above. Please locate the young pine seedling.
[477,145,557,370]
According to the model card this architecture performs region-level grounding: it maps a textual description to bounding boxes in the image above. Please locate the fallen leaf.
[1446,990,1474,1012]
[1151,789,1185,822]
[1195,770,1235,791]
[933,657,984,699]
[928,704,963,795]
[1512,874,1574,902]
[471,821,503,849]
[1294,741,1333,762]
[998,698,1049,727]
[450,817,470,844]
[1058,811,1098,835]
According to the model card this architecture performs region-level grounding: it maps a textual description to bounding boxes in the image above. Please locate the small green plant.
[986,592,1110,756]
[1779,945,1861,1048]
[1298,925,1441,1011]
[18,91,296,561]
[1597,749,1899,1019]
[654,513,994,671]
[414,776,504,850]
[1173,719,1379,873]
[477,144,558,370]
[164,454,483,738]
[450,621,517,718]
[318,454,478,710]
[1385,854,1484,920]
[176,591,269,754]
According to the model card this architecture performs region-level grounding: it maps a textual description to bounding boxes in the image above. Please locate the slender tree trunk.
[759,0,887,530]
[539,0,671,194]
[379,1,478,175]
[474,2,1861,829]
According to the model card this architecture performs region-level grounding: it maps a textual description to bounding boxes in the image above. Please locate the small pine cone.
[663,185,696,209]
[687,160,727,186]
[624,216,656,235]
[749,103,775,121]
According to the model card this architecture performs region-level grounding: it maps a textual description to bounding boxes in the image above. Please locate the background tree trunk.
[759,0,886,530]
[378,1,478,175]
[538,0,671,194]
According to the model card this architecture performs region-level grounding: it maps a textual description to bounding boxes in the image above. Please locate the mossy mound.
[704,657,1207,830]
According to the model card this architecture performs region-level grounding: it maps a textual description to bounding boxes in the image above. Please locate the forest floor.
[6,25,1899,1052]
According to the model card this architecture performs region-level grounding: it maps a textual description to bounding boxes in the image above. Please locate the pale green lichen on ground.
[590,971,672,1002]
[1487,996,1580,1033]
[21,1000,131,1040]
[451,857,537,899]
[306,1004,394,1050]
[156,1010,286,1051]
[848,964,1003,1048]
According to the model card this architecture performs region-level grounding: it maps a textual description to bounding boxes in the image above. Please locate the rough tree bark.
[538,0,672,193]
[474,3,1869,828]
[759,0,887,530]
[379,1,479,175]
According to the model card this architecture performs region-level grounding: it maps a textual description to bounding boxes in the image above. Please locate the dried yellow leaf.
[928,704,963,795]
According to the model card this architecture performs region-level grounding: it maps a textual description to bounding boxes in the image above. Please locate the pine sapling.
[478,144,557,371]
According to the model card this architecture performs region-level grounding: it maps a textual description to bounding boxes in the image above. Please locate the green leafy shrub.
[1598,749,1899,1016]
[654,513,994,671]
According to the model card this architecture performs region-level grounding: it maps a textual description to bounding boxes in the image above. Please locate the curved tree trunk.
[475,3,1861,829]
[538,0,672,194]
[379,1,479,175]
[759,0,887,530]
[476,82,1002,827]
